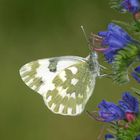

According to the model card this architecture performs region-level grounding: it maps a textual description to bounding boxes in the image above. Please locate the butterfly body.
[19,52,100,116]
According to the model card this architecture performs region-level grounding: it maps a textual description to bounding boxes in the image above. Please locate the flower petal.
[98,23,134,63]
[119,92,139,113]
[98,100,125,122]
[121,0,140,14]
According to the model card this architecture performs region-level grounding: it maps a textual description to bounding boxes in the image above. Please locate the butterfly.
[19,51,101,116]
[19,26,104,116]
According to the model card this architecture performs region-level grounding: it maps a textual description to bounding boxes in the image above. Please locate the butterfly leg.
[98,73,108,78]
[99,64,107,70]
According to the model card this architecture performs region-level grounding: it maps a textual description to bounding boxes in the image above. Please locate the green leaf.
[116,116,140,140]
[112,44,140,85]
[131,87,140,96]
[109,0,123,12]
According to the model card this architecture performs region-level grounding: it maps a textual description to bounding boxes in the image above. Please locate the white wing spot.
[78,94,83,99]
[71,92,76,99]
[71,78,78,85]
[20,64,31,75]
[57,86,63,92]
[68,67,78,74]
[59,104,64,113]
[67,107,72,115]
[57,86,68,98]
[26,79,33,86]
[51,103,56,110]
[76,104,83,114]
[32,85,37,90]
[22,75,29,80]
[66,93,70,98]
[86,86,90,93]
[38,59,50,66]
[49,83,55,90]
[38,83,55,95]
[46,96,52,103]
[59,71,67,82]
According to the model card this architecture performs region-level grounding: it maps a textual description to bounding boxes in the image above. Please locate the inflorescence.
[88,0,140,139]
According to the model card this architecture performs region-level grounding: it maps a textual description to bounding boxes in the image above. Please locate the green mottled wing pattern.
[43,62,97,116]
[19,61,42,92]
[19,56,97,116]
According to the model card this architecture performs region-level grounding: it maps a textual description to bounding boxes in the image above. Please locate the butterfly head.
[90,51,98,60]
[87,51,98,63]
[86,51,100,75]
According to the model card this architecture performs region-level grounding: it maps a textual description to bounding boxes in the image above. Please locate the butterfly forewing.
[19,56,97,116]
[20,56,85,95]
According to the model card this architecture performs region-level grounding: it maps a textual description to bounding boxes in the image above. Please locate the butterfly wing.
[20,56,85,95]
[19,56,97,116]
[43,62,97,116]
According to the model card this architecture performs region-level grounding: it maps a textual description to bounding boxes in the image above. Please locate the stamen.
[90,33,104,48]
[94,47,107,52]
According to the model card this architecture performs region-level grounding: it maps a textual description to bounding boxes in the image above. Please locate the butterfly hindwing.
[19,56,97,116]
[43,62,97,115]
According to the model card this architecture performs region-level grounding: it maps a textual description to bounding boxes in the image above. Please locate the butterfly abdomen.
[87,52,100,76]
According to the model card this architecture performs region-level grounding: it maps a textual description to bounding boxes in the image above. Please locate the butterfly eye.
[48,59,58,72]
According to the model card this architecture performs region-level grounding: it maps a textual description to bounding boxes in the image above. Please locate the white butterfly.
[19,51,101,116]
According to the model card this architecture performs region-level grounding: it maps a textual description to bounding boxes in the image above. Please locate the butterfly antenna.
[80,25,92,51]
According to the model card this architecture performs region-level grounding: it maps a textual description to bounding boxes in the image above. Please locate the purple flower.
[131,66,140,83]
[135,66,140,73]
[95,23,134,63]
[121,0,140,14]
[119,92,139,113]
[136,135,140,140]
[98,92,139,122]
[98,100,125,122]
[105,134,116,140]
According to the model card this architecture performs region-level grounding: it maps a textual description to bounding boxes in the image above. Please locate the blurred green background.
[0,0,138,140]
